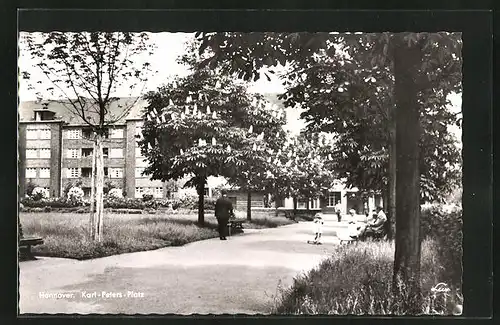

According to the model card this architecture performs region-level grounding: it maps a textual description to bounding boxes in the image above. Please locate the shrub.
[142,194,154,202]
[67,187,84,204]
[25,180,38,197]
[420,205,463,287]
[20,197,84,209]
[103,197,145,209]
[31,187,49,201]
[176,195,216,210]
[108,188,123,198]
[273,240,462,315]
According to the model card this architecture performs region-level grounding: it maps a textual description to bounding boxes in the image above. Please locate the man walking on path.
[215,190,234,240]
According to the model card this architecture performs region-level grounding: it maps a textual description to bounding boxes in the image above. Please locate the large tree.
[140,74,286,225]
[21,32,155,241]
[194,31,462,313]
[279,37,462,237]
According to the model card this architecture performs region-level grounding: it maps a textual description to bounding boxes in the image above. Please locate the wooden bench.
[19,237,44,260]
[227,219,244,236]
[18,221,44,260]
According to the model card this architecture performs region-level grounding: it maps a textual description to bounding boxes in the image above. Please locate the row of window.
[135,187,163,199]
[66,148,124,159]
[25,167,50,178]
[26,148,51,159]
[27,147,143,160]
[26,128,51,140]
[66,128,124,140]
[65,148,144,159]
[66,167,123,179]
[64,167,149,179]
[26,124,142,141]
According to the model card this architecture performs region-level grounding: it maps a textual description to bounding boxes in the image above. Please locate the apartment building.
[18,98,172,199]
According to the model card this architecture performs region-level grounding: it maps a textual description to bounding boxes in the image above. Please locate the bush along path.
[19,221,339,314]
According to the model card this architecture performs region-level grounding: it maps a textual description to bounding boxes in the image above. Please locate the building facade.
[18,99,198,200]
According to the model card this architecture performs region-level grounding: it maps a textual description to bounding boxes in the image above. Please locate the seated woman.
[359,206,387,240]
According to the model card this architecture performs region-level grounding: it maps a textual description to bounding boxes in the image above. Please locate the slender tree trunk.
[89,138,97,239]
[392,35,423,313]
[97,137,105,241]
[247,191,252,221]
[93,134,105,242]
[292,196,297,217]
[197,175,206,226]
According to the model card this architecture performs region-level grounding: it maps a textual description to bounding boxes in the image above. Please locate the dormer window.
[34,109,56,121]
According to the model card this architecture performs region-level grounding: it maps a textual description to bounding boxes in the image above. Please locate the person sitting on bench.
[360,206,387,239]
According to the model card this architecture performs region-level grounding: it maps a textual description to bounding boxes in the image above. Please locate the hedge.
[20,196,217,211]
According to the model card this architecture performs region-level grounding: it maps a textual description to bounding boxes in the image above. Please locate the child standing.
[310,213,324,245]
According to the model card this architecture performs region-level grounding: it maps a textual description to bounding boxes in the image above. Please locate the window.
[26,168,37,178]
[81,168,92,178]
[102,148,109,158]
[82,187,91,197]
[135,123,143,138]
[82,148,93,157]
[39,148,51,158]
[109,128,124,139]
[135,167,145,178]
[109,168,123,178]
[82,128,93,139]
[135,187,144,198]
[67,129,81,139]
[39,128,51,139]
[67,168,80,178]
[135,147,143,157]
[26,149,38,159]
[310,198,320,209]
[109,148,123,158]
[67,148,80,159]
[153,187,163,198]
[328,192,341,207]
[39,168,50,178]
[297,200,307,209]
[26,129,38,139]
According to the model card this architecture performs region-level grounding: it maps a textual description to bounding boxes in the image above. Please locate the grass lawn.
[272,239,463,315]
[19,211,298,260]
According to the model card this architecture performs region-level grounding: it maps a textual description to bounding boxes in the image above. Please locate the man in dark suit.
[215,190,234,240]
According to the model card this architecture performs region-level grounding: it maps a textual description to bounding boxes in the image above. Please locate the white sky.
[18,32,461,140]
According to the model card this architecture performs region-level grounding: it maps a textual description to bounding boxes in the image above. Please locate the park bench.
[18,222,44,260]
[227,219,244,236]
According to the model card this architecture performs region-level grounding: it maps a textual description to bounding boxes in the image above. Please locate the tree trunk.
[387,87,397,241]
[89,139,97,239]
[196,175,206,226]
[247,191,252,221]
[97,137,105,241]
[292,196,297,217]
[392,35,423,313]
[93,134,105,242]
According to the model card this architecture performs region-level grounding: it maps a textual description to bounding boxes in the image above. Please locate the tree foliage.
[140,44,288,224]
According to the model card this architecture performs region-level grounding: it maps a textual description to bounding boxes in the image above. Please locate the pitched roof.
[18,93,286,125]
[19,97,149,125]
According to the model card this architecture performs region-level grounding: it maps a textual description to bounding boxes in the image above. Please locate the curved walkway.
[19,217,348,315]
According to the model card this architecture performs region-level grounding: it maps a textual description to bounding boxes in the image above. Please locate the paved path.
[19,216,352,315]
